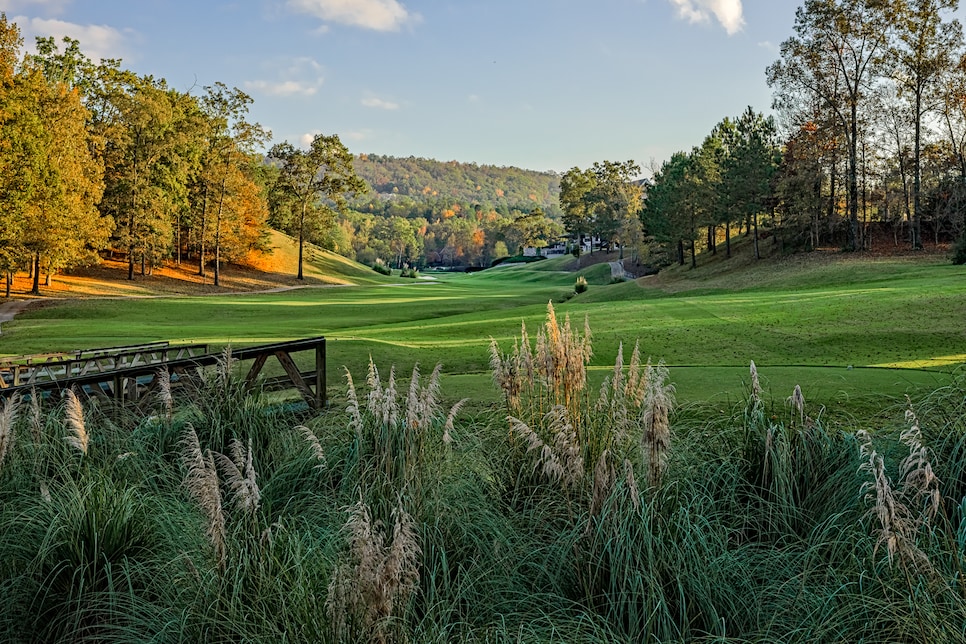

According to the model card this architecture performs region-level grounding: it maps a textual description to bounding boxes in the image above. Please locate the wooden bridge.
[0,337,327,409]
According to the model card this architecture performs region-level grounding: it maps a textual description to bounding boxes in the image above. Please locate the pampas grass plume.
[157,368,173,420]
[0,393,19,470]
[215,438,261,516]
[297,424,327,468]
[182,424,226,565]
[64,388,88,456]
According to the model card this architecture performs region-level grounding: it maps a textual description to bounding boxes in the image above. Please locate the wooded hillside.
[352,154,561,215]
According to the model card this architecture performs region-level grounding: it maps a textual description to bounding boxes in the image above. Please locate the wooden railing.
[0,337,327,410]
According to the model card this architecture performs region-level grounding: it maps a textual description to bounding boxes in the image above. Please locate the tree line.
[0,15,377,293]
[0,13,570,286]
[639,0,966,267]
[11,0,959,287]
[0,16,284,293]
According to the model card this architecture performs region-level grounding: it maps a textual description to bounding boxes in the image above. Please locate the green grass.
[1,251,964,412]
[4,271,966,642]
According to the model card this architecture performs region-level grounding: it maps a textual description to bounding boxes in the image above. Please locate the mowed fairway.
[1,254,964,409]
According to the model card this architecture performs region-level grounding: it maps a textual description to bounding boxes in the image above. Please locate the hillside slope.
[1,230,390,299]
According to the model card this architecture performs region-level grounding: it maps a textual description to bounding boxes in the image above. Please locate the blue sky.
[2,1,960,174]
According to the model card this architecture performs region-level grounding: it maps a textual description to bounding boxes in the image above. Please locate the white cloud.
[245,57,324,97]
[286,0,417,32]
[245,79,321,97]
[13,16,130,62]
[296,127,372,152]
[668,0,744,35]
[299,131,320,147]
[361,96,398,110]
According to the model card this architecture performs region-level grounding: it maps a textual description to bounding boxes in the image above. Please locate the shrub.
[574,275,588,293]
[400,267,419,278]
[951,233,966,265]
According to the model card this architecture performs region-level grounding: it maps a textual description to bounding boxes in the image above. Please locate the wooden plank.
[245,354,269,388]
[316,340,326,407]
[273,350,318,409]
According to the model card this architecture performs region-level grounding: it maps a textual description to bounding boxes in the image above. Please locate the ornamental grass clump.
[346,359,464,505]
[737,363,860,540]
[214,438,261,518]
[858,398,942,571]
[490,302,674,505]
[326,497,420,644]
[327,358,466,641]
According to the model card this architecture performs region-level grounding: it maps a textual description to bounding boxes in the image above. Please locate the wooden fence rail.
[0,337,327,410]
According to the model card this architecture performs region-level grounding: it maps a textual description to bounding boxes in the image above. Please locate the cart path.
[0,300,33,335]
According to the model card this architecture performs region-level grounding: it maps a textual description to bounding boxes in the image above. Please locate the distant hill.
[352,154,561,216]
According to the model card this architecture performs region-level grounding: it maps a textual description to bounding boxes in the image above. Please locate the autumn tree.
[197,83,270,285]
[768,0,895,251]
[1,21,108,294]
[888,0,963,248]
[269,134,367,280]
[90,68,201,278]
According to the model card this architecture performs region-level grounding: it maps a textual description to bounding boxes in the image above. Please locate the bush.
[951,234,966,265]
[400,268,419,278]
[372,261,392,276]
[574,275,588,293]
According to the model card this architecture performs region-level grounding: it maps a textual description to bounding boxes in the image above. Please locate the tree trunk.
[828,154,837,246]
[847,102,860,252]
[199,183,210,277]
[298,202,306,280]
[214,151,231,287]
[725,222,731,258]
[912,89,923,250]
[690,239,697,269]
[4,272,10,298]
[31,253,40,295]
[677,239,685,266]
[753,213,760,260]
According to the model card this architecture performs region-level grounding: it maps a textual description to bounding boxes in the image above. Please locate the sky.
[1,0,962,174]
